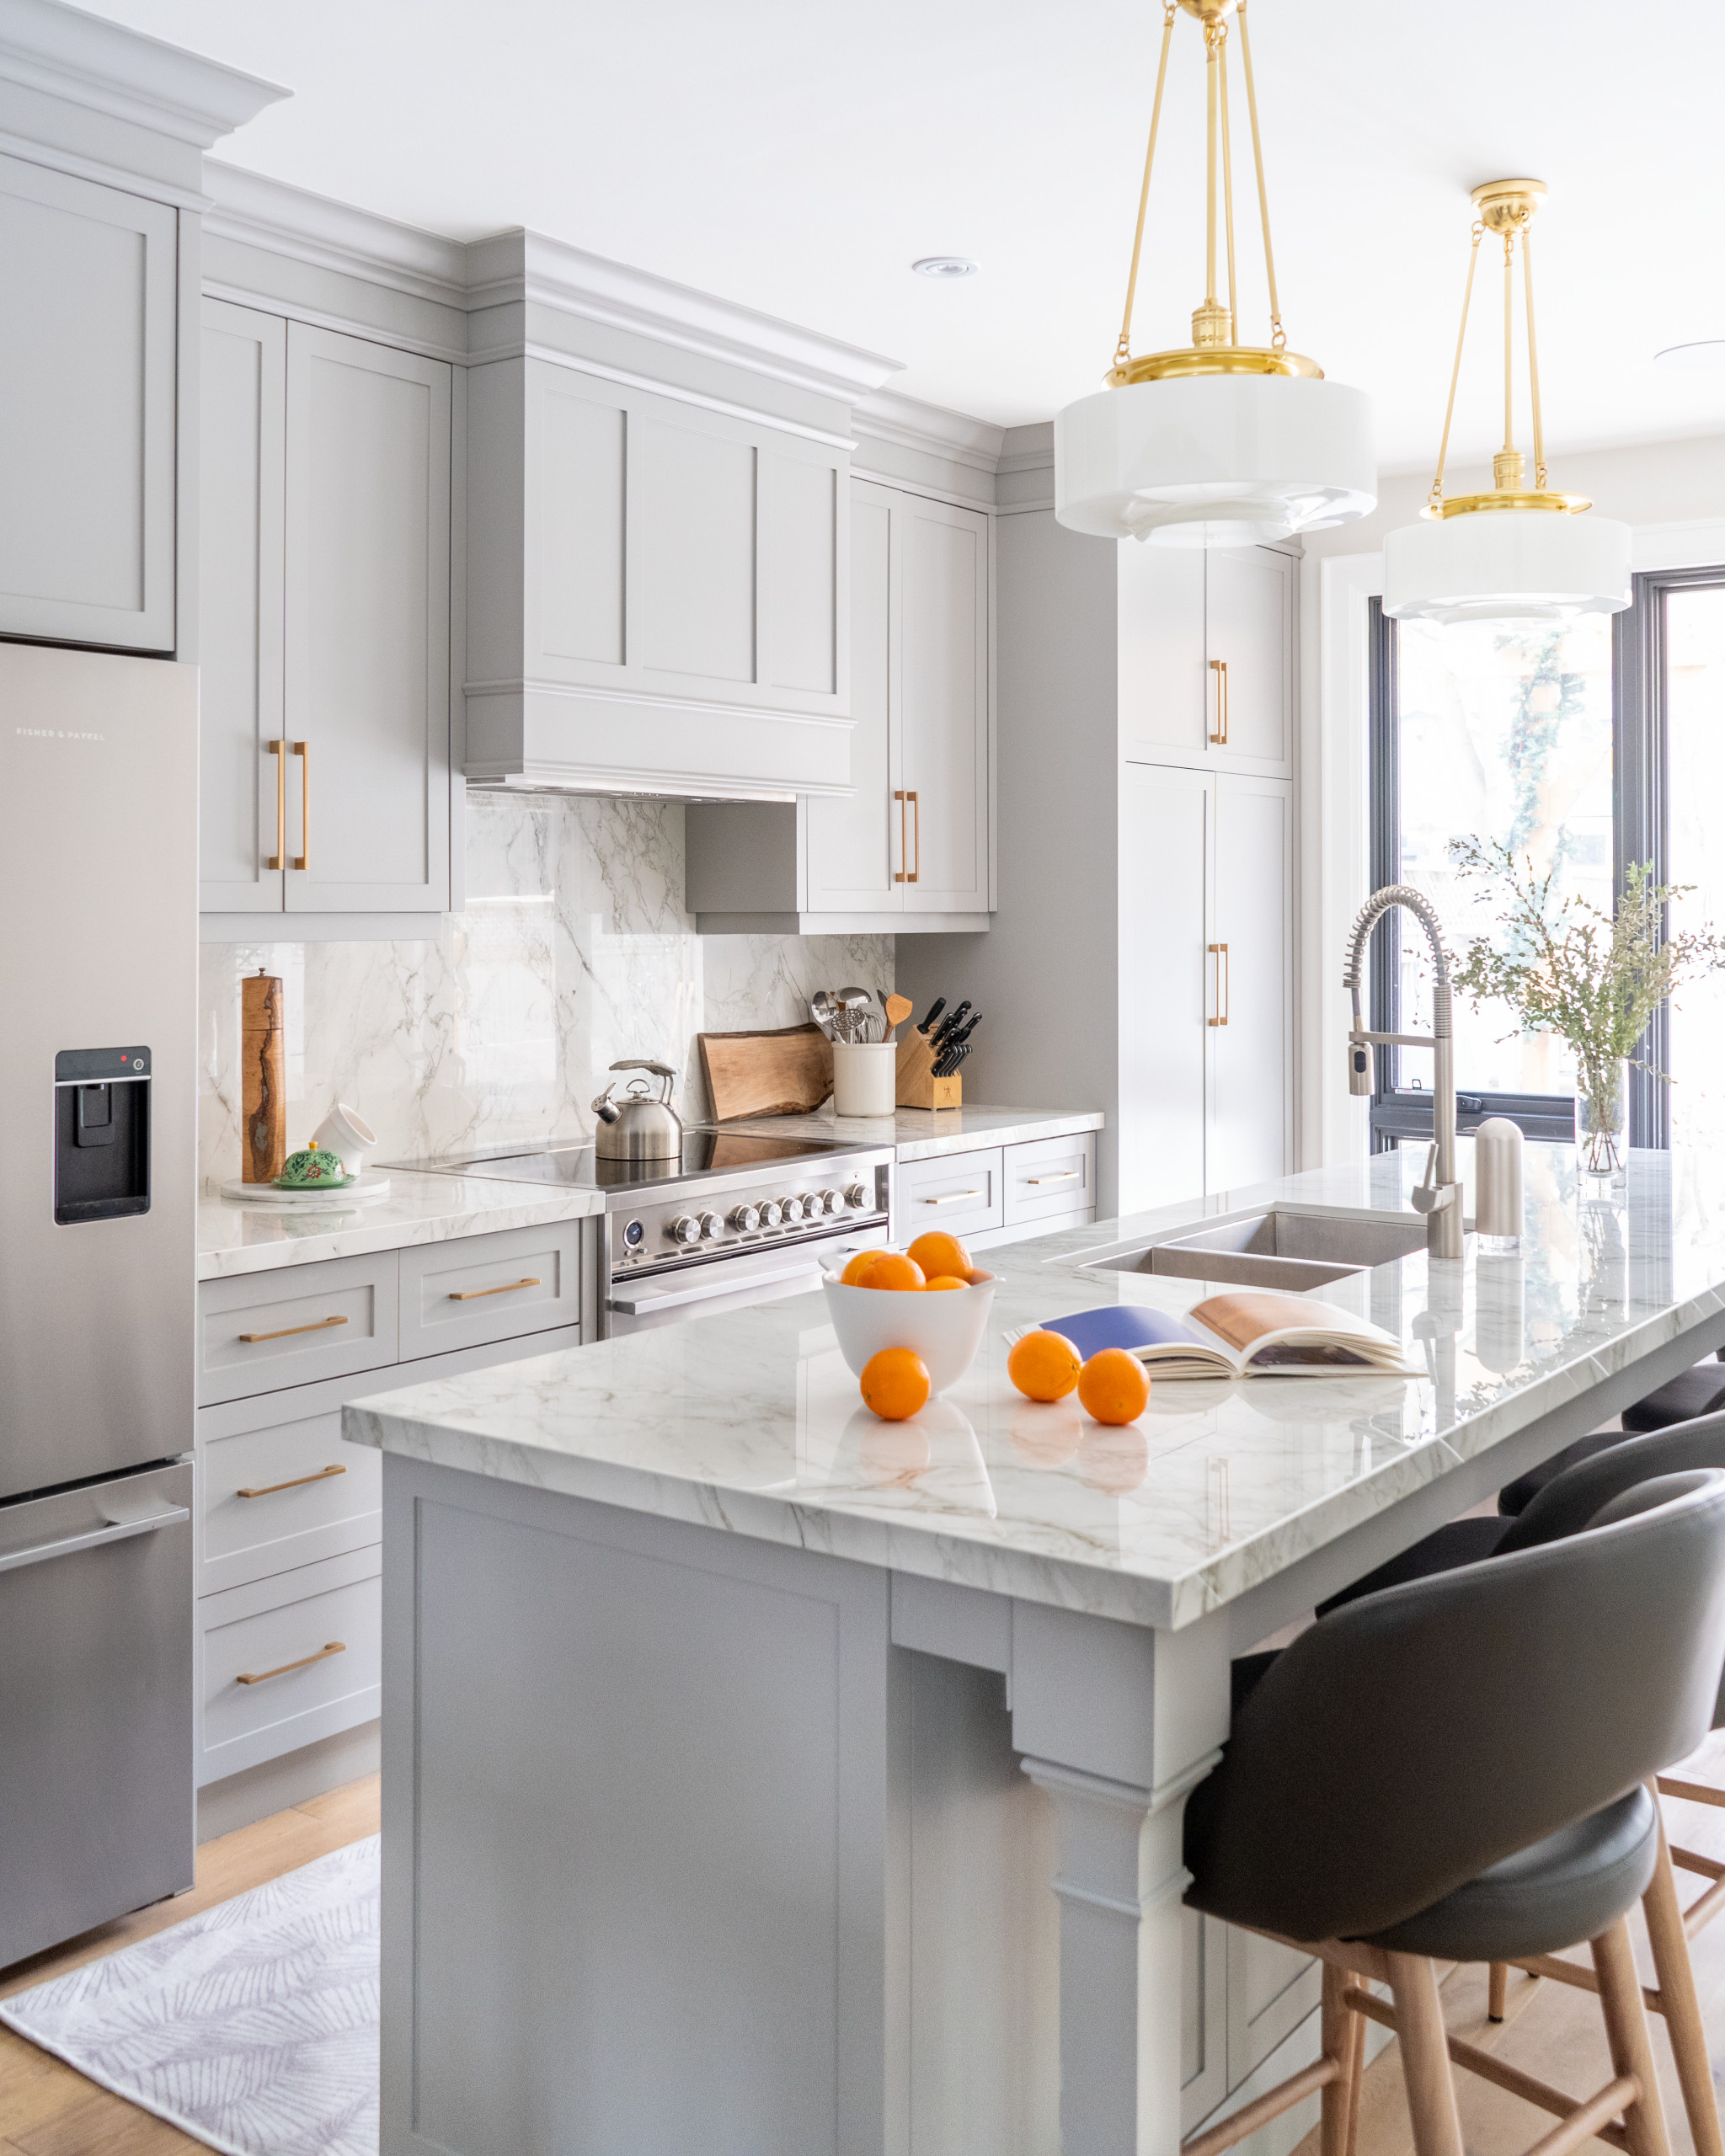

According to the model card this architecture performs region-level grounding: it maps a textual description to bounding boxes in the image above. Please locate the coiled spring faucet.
[1343,885,1464,1261]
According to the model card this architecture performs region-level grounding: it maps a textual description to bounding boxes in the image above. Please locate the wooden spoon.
[883,993,914,1040]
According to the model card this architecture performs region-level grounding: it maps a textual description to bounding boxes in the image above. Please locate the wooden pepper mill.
[242,969,286,1183]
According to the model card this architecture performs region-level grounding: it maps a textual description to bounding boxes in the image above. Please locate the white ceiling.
[78,0,1725,475]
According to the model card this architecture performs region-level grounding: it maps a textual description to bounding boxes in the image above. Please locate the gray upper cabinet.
[463,357,850,799]
[685,478,992,932]
[0,153,178,653]
[199,302,452,923]
[1119,542,1293,777]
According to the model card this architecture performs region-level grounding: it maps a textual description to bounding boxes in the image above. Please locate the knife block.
[895,1028,962,1111]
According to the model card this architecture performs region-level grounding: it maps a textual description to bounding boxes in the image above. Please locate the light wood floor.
[0,1774,379,2156]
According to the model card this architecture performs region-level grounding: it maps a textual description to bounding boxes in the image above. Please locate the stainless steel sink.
[1083,1208,1429,1293]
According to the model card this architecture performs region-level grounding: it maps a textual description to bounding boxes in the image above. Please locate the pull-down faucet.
[1343,884,1464,1261]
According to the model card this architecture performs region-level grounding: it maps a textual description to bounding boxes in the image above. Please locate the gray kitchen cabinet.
[198,303,453,923]
[0,152,178,653]
[684,478,992,932]
[890,1133,1097,1253]
[1119,542,1293,778]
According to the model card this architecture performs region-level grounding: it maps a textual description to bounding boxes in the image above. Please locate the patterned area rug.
[0,1835,378,2156]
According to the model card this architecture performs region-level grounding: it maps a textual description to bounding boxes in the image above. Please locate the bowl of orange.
[821,1231,996,1396]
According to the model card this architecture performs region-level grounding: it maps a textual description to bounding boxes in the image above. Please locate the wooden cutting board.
[699,1022,834,1121]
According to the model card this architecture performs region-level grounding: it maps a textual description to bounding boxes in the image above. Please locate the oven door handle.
[608,1254,831,1316]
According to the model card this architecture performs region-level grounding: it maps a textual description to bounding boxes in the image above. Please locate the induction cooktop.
[381,1127,878,1199]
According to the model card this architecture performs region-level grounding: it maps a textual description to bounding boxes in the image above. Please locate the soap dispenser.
[1474,1117,1524,1253]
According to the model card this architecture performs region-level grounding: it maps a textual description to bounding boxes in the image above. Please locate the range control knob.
[727,1203,761,1233]
[815,1188,841,1214]
[758,1198,785,1228]
[667,1214,702,1244]
[781,1193,810,1222]
[844,1182,870,1209]
[697,1212,724,1240]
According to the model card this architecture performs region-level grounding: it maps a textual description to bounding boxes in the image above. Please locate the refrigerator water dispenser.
[54,1047,151,1224]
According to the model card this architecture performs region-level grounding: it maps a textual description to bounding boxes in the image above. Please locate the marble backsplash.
[198,792,892,1190]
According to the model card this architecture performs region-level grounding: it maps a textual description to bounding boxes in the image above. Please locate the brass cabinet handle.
[908,789,920,883]
[894,789,910,883]
[447,1276,542,1302]
[1208,942,1231,1027]
[291,740,309,871]
[1210,658,1229,744]
[1026,1170,1081,1185]
[237,1464,347,1500]
[237,1640,345,1686]
[237,1314,350,1344]
[266,739,287,870]
[923,1188,984,1205]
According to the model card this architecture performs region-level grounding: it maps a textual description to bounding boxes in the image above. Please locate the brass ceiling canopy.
[1106,0,1325,386]
[1421,177,1592,521]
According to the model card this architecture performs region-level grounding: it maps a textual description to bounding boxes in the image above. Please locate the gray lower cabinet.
[194,1224,590,1785]
[0,152,178,652]
[895,1133,1097,1254]
[199,299,453,922]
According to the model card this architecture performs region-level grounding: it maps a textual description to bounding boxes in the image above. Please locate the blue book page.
[1037,1305,1210,1362]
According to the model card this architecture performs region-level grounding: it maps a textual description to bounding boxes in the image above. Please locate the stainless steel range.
[384,1129,894,1335]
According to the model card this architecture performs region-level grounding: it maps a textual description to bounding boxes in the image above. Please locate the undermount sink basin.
[1084,1208,1429,1294]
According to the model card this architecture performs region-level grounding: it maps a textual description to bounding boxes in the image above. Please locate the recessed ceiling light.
[912,256,979,280]
[1655,341,1725,370]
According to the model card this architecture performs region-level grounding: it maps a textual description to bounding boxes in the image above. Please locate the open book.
[1012,1294,1423,1380]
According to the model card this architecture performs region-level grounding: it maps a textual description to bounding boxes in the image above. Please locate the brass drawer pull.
[1026,1170,1081,1185]
[1208,942,1231,1027]
[922,1188,984,1206]
[266,739,288,870]
[908,789,920,883]
[1210,658,1229,744]
[447,1276,542,1302]
[894,789,910,883]
[237,1640,345,1686]
[237,1464,347,1500]
[291,739,309,872]
[237,1314,349,1344]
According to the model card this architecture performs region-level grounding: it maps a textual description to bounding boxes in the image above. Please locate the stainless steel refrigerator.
[0,642,197,1970]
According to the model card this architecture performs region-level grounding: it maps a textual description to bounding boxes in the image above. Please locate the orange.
[923,1273,968,1293]
[860,1347,931,1422]
[907,1230,972,1283]
[1007,1329,1083,1402]
[840,1249,884,1287]
[1076,1348,1151,1426]
[867,1252,927,1293]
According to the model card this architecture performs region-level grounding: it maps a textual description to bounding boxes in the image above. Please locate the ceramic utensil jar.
[831,1042,896,1117]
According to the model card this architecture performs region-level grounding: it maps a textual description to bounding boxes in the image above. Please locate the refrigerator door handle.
[0,1505,190,1576]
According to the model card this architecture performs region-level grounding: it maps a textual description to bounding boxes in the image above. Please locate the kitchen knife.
[932,1000,970,1049]
[936,1043,972,1079]
[918,997,947,1035]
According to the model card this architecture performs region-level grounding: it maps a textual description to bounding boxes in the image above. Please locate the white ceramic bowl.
[820,1267,997,1395]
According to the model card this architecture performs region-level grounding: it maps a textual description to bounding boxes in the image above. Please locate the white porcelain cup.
[311,1102,378,1176]
[831,1042,896,1118]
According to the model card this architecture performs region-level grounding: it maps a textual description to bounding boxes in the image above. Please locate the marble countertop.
[718,1102,1103,1162]
[344,1145,1725,1630]
[197,1171,603,1281]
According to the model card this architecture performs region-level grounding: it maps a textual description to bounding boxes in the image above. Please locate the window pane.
[1665,585,1725,1179]
[1394,616,1614,1096]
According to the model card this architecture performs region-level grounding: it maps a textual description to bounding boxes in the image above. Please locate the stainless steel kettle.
[590,1059,684,1161]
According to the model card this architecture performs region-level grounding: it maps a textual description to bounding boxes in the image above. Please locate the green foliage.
[1445,838,1725,1127]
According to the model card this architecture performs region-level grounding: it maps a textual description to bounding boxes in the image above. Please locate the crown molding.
[995,420,1055,477]
[203,161,468,308]
[0,0,286,147]
[850,387,1005,475]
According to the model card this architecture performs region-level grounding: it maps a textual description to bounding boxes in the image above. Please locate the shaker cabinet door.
[803,479,900,914]
[1119,762,1213,1212]
[283,325,451,914]
[1204,546,1294,771]
[899,494,990,915]
[200,299,286,913]
[0,153,178,652]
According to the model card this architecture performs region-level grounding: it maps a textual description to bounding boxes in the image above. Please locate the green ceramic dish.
[274,1145,354,1190]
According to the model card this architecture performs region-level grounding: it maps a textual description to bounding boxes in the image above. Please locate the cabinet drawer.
[196,1546,381,1785]
[398,1222,584,1358]
[1003,1132,1097,1226]
[896,1149,1003,1244]
[199,1252,399,1406]
[196,1394,382,1598]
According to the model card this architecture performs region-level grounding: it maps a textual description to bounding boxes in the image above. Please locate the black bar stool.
[1498,1352,1725,1518]
[1183,1470,1725,2156]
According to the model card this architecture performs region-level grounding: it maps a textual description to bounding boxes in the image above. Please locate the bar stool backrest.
[1183,1470,1725,1945]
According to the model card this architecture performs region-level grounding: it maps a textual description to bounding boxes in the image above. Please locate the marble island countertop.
[197,1170,604,1282]
[715,1102,1103,1162]
[344,1145,1725,1630]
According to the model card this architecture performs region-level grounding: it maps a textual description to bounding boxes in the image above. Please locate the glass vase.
[1575,1059,1630,1187]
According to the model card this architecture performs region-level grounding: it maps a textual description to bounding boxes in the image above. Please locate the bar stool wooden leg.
[1384,1951,1466,2156]
[1592,1917,1673,2156]
[1487,1960,1509,2021]
[1642,1787,1725,2156]
[1321,1960,1365,2156]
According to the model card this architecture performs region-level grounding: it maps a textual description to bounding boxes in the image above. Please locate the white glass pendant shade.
[1055,373,1376,547]
[1382,509,1632,625]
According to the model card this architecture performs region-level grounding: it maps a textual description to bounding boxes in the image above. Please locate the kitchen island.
[346,1147,1725,2156]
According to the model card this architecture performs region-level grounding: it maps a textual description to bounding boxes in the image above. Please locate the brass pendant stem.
[1204,24,1220,304]
[1218,29,1238,342]
[1502,231,1516,457]
[1523,225,1547,489]
[1115,3,1178,368]
[1429,224,1484,510]
[1234,3,1284,348]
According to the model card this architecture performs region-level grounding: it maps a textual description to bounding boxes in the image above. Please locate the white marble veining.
[347,1145,1725,1630]
[197,1169,601,1282]
[718,1103,1103,1162]
[199,792,891,1192]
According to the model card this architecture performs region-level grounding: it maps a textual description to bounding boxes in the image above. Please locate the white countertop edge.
[717,1104,1104,1163]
